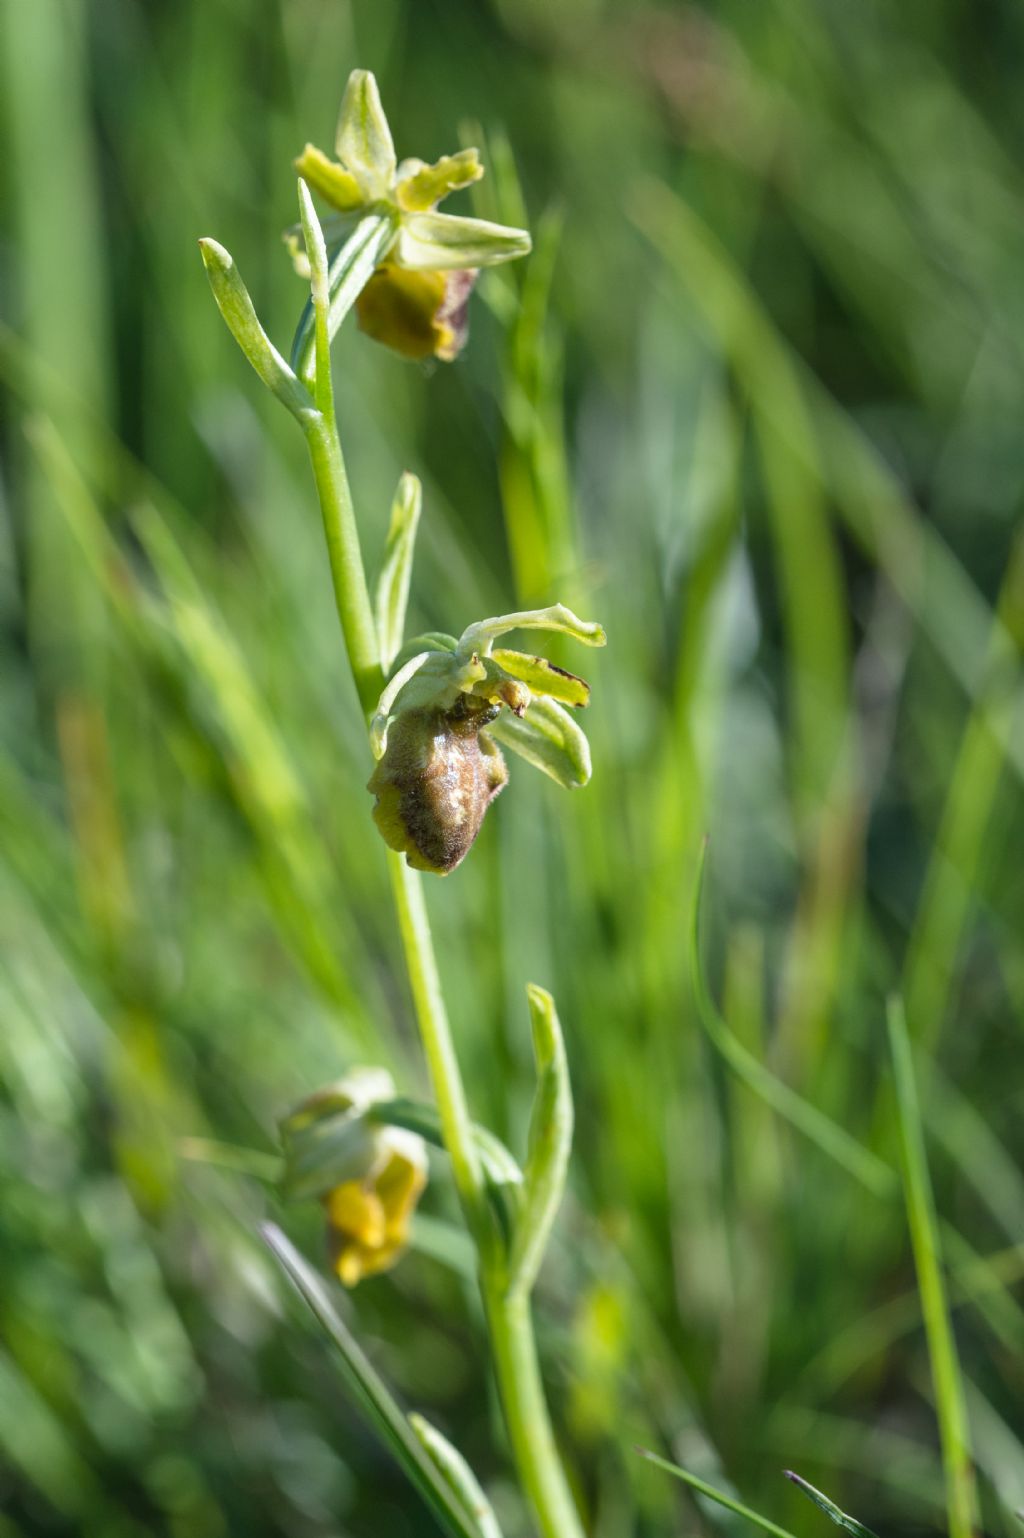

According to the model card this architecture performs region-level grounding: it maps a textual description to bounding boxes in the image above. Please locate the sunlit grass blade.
[886,997,979,1538]
[261,1224,484,1538]
[783,1471,879,1538]
[690,843,895,1197]
[636,1447,796,1538]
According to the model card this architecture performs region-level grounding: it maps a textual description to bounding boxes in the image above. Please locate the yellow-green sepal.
[395,210,531,271]
[459,603,606,656]
[491,648,590,708]
[294,143,365,212]
[395,148,484,212]
[487,696,592,789]
[335,68,396,200]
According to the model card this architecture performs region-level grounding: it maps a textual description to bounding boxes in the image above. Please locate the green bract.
[367,606,606,874]
[287,69,530,365]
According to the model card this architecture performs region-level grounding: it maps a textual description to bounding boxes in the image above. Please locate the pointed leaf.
[283,212,354,278]
[507,986,573,1298]
[491,648,590,708]
[290,212,397,385]
[376,473,423,670]
[396,211,531,271]
[262,1225,481,1538]
[336,69,395,198]
[297,179,333,415]
[199,239,312,419]
[396,149,484,213]
[487,697,592,789]
[409,1415,504,1538]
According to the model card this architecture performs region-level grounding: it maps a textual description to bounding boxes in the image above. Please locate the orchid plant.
[201,69,600,1538]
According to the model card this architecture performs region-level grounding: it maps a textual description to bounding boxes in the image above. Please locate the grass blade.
[262,1223,483,1538]
[636,1447,797,1538]
[886,998,979,1538]
[783,1471,879,1538]
[690,844,895,1198]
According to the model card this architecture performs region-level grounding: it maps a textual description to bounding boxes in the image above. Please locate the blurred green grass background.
[2,1,1023,1534]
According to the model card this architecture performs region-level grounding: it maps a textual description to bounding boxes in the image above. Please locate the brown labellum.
[367,695,508,874]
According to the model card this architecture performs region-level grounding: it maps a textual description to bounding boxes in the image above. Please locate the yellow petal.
[395,148,484,213]
[323,1180,387,1246]
[294,144,365,213]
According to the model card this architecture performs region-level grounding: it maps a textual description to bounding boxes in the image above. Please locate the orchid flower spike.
[288,70,530,361]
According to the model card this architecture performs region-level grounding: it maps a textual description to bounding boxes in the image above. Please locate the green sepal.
[396,210,531,271]
[278,1098,380,1202]
[459,604,606,656]
[487,696,592,789]
[491,648,590,708]
[376,472,423,670]
[392,632,458,668]
[396,149,484,213]
[335,68,396,200]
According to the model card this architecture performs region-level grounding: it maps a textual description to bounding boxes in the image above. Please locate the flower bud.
[279,1069,427,1287]
[367,695,509,874]
[323,1126,426,1286]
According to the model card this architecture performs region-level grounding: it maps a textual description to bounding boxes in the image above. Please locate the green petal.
[487,697,592,789]
[336,69,396,199]
[395,149,484,212]
[395,211,531,271]
[294,143,365,212]
[491,648,590,708]
[459,603,606,655]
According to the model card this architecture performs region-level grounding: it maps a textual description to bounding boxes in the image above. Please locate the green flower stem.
[386,847,485,1229]
[303,413,383,719]
[483,1285,584,1538]
[387,851,583,1538]
[298,254,582,1538]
